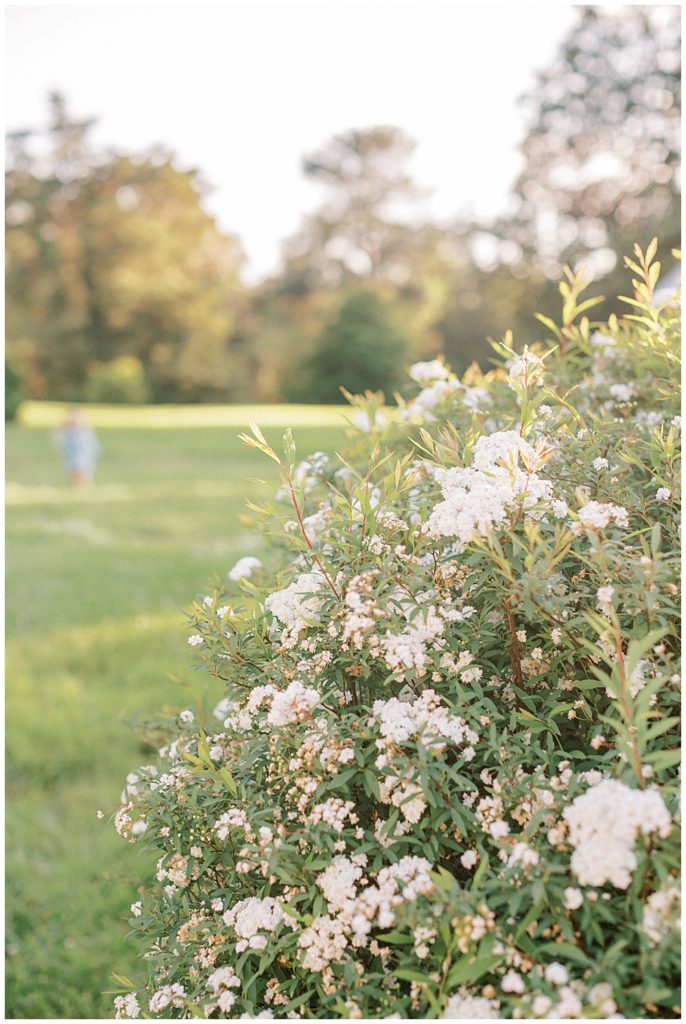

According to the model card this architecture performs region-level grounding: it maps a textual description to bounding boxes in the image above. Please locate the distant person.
[58,407,101,487]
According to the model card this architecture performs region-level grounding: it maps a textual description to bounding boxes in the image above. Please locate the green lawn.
[6,407,347,1019]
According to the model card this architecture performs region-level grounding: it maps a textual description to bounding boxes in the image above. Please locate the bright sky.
[6,2,578,282]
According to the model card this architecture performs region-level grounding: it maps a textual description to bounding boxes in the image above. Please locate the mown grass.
[6,407,347,1018]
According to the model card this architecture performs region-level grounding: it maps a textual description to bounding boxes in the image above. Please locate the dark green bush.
[85,356,149,404]
[284,290,409,402]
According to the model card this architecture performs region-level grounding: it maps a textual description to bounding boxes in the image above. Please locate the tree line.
[5,7,680,406]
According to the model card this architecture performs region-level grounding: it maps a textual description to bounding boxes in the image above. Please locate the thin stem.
[503,594,524,689]
[613,627,645,789]
[287,481,340,598]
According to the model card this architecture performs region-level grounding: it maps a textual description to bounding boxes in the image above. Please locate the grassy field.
[6,405,348,1019]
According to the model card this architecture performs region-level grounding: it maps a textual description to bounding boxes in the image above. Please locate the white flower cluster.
[380,605,446,675]
[267,680,321,727]
[229,555,262,581]
[148,984,186,1014]
[507,346,544,388]
[642,884,681,946]
[442,991,500,1018]
[213,806,249,841]
[300,855,434,967]
[223,896,289,953]
[302,506,333,543]
[309,797,358,832]
[206,966,241,1013]
[596,585,615,615]
[574,500,629,532]
[114,993,141,1019]
[427,431,552,548]
[609,382,636,403]
[354,410,387,433]
[408,359,450,385]
[224,680,320,731]
[371,689,477,752]
[341,573,381,650]
[317,854,367,912]
[264,572,324,636]
[519,979,619,1019]
[402,379,463,421]
[298,914,348,971]
[563,779,671,888]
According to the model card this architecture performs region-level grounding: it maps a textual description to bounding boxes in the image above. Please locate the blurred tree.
[6,94,246,401]
[284,290,409,403]
[289,126,420,285]
[85,356,149,404]
[261,126,460,398]
[438,6,681,364]
[478,6,680,281]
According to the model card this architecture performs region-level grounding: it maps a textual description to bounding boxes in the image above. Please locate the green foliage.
[85,356,150,404]
[113,250,680,1019]
[285,290,409,402]
[5,359,24,421]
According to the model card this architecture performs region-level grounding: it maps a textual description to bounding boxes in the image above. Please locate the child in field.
[58,407,101,487]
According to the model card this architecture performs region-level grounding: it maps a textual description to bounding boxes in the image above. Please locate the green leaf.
[377,930,412,945]
[395,968,430,983]
[447,953,502,989]
[219,767,238,796]
[471,851,489,891]
[539,941,592,966]
[111,973,136,989]
[643,717,680,743]
[644,747,681,770]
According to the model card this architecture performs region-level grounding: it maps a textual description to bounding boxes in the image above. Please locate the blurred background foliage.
[5,6,681,408]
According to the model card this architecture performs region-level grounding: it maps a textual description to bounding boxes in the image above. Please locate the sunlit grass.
[6,415,346,1017]
[19,400,352,429]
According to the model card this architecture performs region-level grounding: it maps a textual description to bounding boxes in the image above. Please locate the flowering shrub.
[113,244,680,1020]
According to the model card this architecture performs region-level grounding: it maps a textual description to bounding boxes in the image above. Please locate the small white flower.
[593,457,608,471]
[179,709,194,724]
[501,969,525,994]
[131,820,147,837]
[409,359,450,385]
[564,887,583,910]
[213,697,233,720]
[229,556,262,581]
[187,634,204,647]
[544,962,569,986]
[354,409,387,432]
[131,901,142,917]
[596,585,615,613]
[507,346,544,388]
[460,849,478,870]
[656,487,671,502]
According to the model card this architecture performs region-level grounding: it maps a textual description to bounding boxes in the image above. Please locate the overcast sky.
[6,3,578,281]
